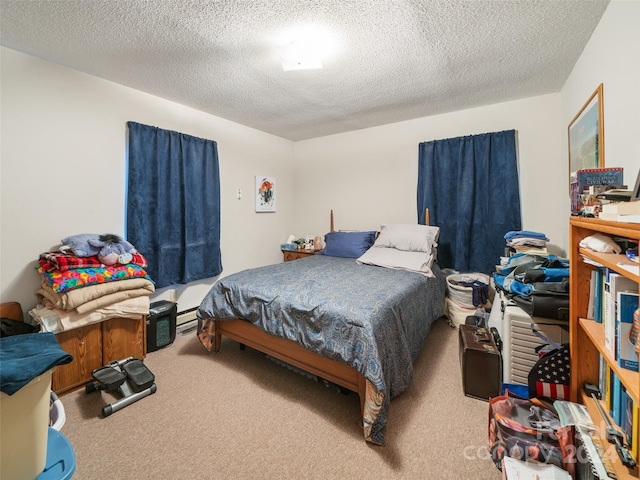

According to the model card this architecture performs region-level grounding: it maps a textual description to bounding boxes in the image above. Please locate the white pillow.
[579,233,622,254]
[374,224,440,253]
[357,246,435,277]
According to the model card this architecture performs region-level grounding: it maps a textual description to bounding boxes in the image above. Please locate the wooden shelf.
[570,216,640,479]
[579,248,640,284]
[580,318,640,405]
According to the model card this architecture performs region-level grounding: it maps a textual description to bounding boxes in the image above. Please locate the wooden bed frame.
[209,209,431,425]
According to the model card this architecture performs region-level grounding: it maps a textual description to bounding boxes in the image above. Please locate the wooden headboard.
[0,302,23,322]
[329,208,430,232]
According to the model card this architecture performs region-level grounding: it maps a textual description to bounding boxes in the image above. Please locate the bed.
[196,211,448,445]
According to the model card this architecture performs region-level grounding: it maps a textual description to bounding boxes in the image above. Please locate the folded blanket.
[37,277,155,313]
[0,332,73,395]
[38,250,148,272]
[30,295,150,332]
[37,263,151,293]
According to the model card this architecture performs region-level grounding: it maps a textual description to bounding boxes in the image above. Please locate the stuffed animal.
[61,233,137,265]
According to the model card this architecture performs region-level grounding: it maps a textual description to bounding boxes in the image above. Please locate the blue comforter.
[197,254,447,445]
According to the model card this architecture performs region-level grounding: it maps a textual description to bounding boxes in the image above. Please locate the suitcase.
[458,324,502,400]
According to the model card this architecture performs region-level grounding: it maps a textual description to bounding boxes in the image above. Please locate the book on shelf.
[633,402,639,461]
[598,212,640,223]
[622,386,637,459]
[604,270,637,358]
[601,200,640,215]
[616,261,640,276]
[587,269,596,319]
[588,266,606,323]
[599,355,608,407]
[612,372,622,426]
[570,167,624,216]
[617,290,639,372]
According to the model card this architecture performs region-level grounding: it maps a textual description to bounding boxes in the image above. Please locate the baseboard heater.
[177,307,198,326]
[176,307,198,335]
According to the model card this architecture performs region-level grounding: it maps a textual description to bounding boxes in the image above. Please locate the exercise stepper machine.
[85,357,156,417]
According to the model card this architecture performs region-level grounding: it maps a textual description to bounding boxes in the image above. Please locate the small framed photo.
[255,176,276,212]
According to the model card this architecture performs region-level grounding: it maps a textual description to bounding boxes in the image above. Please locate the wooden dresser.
[53,316,146,395]
[282,248,322,262]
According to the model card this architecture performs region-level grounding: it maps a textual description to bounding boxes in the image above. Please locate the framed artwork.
[632,168,640,202]
[255,176,276,212]
[568,83,605,178]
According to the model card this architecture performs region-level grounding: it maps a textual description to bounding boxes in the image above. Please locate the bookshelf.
[570,216,640,479]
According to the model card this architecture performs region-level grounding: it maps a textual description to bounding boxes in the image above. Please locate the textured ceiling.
[0,0,609,141]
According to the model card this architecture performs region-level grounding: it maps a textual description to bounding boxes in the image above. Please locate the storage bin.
[36,427,76,480]
[445,296,477,328]
[1,370,52,480]
[501,382,530,399]
[446,272,491,308]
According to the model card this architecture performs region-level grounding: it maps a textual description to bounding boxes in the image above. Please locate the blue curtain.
[126,121,222,288]
[417,130,521,274]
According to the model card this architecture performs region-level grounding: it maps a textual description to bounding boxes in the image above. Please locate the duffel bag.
[512,292,569,321]
[488,390,574,476]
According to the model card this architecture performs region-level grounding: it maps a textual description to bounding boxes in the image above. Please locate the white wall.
[2,0,637,316]
[294,0,640,261]
[561,0,640,234]
[294,94,565,256]
[0,47,295,314]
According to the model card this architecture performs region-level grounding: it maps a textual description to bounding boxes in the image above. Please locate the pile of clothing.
[29,233,154,333]
[494,230,569,321]
[504,230,549,256]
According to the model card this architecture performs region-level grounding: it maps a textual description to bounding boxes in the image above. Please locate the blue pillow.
[321,231,376,258]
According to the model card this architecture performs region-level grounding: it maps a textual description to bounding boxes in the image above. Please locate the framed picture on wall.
[255,176,276,212]
[568,83,605,181]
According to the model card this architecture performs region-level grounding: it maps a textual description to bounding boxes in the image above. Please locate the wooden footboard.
[213,319,367,415]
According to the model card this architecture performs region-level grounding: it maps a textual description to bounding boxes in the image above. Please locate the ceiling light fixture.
[280,38,323,71]
[277,25,337,72]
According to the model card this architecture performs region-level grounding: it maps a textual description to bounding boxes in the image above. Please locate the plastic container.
[0,370,52,480]
[501,382,530,399]
[36,427,76,480]
[49,392,66,431]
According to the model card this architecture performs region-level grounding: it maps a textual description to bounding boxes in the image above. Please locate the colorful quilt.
[37,264,151,293]
[196,254,447,445]
[39,251,148,272]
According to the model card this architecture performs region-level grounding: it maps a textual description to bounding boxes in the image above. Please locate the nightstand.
[282,249,322,262]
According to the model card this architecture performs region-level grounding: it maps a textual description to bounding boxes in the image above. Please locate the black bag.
[0,317,39,337]
[512,293,569,321]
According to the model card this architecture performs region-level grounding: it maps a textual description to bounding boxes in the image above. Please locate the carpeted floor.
[58,318,502,479]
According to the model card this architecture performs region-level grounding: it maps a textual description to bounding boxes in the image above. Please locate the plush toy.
[61,233,137,265]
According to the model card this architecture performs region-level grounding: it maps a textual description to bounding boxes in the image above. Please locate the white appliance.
[488,289,569,385]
